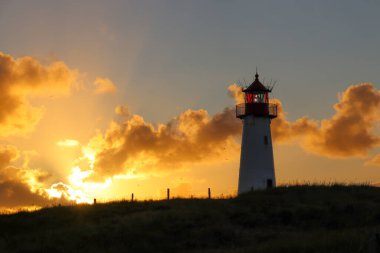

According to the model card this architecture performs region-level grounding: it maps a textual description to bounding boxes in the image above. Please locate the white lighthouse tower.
[236,71,277,194]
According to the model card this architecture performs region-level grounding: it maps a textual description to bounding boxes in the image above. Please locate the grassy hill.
[2,185,380,253]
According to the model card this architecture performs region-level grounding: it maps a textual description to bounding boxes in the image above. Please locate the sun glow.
[56,139,80,147]
[69,166,112,189]
[46,166,113,204]
[69,166,92,186]
[46,147,112,204]
[82,146,96,169]
[46,182,92,204]
[45,136,165,205]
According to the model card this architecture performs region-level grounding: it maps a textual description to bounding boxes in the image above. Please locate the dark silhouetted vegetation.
[2,184,380,252]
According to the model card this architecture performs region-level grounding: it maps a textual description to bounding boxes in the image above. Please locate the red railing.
[236,103,277,119]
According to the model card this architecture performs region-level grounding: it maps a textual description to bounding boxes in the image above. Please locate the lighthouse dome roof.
[243,72,271,93]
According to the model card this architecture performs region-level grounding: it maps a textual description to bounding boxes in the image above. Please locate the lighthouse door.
[266,179,273,189]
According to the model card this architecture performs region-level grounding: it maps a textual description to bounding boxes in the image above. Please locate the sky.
[0,0,380,211]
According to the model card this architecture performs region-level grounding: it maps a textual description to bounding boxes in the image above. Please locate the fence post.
[93,198,96,205]
[131,193,134,202]
[208,188,211,199]
[167,188,170,200]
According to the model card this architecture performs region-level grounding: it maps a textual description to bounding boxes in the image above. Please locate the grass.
[2,184,380,252]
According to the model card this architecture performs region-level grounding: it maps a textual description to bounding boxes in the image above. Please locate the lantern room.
[236,72,277,119]
[244,72,270,104]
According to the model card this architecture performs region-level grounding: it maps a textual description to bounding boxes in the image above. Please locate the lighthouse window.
[264,136,268,145]
[246,94,253,103]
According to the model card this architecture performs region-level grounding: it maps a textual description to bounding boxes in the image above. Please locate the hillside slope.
[2,185,380,253]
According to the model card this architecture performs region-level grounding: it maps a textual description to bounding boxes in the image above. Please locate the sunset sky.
[1,1,380,211]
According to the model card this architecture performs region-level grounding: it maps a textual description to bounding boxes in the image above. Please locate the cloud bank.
[229,82,380,158]
[83,107,241,180]
[273,84,380,157]
[73,82,380,183]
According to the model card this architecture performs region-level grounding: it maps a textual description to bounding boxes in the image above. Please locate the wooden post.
[208,188,211,199]
[167,188,170,200]
[131,193,134,202]
[93,198,96,205]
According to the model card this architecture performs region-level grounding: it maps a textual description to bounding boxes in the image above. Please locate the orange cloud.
[81,106,241,180]
[270,99,320,143]
[227,83,244,104]
[304,83,380,157]
[229,82,380,158]
[0,51,78,137]
[94,77,117,94]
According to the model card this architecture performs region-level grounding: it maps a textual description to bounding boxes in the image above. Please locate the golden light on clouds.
[82,107,240,181]
[0,52,78,137]
[272,84,380,158]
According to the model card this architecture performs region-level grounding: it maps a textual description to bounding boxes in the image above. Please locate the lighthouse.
[236,71,277,194]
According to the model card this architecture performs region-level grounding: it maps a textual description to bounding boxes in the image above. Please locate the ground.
[1,185,380,253]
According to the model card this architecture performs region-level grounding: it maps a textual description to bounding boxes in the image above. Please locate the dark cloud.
[0,180,50,208]
[0,145,62,209]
